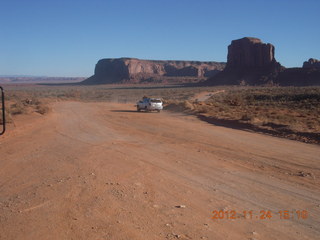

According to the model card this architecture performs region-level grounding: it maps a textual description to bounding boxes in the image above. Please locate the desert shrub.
[196,105,209,113]
[36,103,49,115]
[226,94,244,106]
[183,100,194,110]
[241,113,252,121]
[1,108,12,123]
[0,110,3,124]
[3,84,320,142]
[9,102,25,115]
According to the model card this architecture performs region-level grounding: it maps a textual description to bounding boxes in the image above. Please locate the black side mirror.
[0,86,5,135]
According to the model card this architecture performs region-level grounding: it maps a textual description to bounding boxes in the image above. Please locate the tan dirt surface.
[191,90,225,102]
[0,101,319,240]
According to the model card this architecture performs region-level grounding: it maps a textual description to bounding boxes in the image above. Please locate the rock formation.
[205,37,283,85]
[83,38,320,86]
[205,37,320,86]
[226,37,277,69]
[303,58,320,70]
[82,58,226,84]
[276,67,320,86]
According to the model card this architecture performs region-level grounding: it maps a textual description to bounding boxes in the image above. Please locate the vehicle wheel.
[157,110,161,112]
[137,107,141,112]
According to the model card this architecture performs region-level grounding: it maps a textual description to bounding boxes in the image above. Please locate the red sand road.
[0,101,319,240]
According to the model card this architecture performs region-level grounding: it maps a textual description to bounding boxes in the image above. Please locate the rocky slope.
[303,58,320,70]
[276,67,320,86]
[82,58,226,84]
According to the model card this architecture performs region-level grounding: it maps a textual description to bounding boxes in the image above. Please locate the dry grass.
[3,84,207,122]
[2,84,319,143]
[207,87,320,132]
[4,92,50,123]
[165,86,320,143]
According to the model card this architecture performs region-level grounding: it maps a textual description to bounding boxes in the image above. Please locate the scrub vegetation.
[3,84,320,143]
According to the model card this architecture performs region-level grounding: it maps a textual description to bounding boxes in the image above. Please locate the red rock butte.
[83,58,226,84]
[205,37,320,86]
[82,37,320,86]
[227,37,277,69]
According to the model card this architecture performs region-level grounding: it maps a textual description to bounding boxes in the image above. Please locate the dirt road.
[0,101,319,240]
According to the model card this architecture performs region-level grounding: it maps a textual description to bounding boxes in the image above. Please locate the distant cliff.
[303,58,320,70]
[205,37,320,86]
[82,58,226,84]
[83,38,320,86]
[227,37,278,69]
[205,37,283,85]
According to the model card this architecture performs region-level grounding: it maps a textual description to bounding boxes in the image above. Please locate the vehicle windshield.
[150,99,162,103]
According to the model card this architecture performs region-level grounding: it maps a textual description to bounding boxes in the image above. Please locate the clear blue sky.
[0,0,319,77]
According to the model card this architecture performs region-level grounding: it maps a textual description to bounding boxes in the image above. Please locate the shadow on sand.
[197,114,320,144]
[110,110,161,113]
[110,110,139,113]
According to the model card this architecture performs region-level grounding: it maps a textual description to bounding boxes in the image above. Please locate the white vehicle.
[136,97,163,112]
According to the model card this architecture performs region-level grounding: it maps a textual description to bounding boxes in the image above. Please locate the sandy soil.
[191,90,225,102]
[0,101,319,240]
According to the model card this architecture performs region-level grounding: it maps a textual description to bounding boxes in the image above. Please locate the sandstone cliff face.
[277,67,320,86]
[205,37,283,86]
[226,37,276,69]
[205,37,320,86]
[303,58,320,70]
[83,38,320,86]
[83,58,225,84]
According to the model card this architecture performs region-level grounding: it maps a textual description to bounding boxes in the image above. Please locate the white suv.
[136,98,163,112]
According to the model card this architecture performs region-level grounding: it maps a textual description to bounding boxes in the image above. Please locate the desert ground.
[0,97,319,239]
